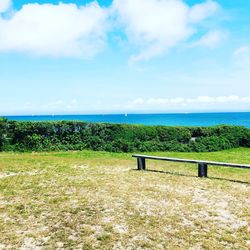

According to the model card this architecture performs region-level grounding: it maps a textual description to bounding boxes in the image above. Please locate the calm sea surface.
[4,112,250,128]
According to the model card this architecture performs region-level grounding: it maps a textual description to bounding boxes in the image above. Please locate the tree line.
[0,118,250,152]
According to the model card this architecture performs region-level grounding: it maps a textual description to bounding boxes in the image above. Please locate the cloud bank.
[0,0,221,60]
[113,0,220,62]
[0,2,109,58]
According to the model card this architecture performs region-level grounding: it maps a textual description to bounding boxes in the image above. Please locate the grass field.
[0,148,249,249]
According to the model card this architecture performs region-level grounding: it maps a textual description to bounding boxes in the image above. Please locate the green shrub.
[190,136,232,152]
[0,118,8,151]
[24,134,44,151]
[0,118,249,153]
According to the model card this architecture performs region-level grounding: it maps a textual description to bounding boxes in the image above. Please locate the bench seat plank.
[132,154,250,169]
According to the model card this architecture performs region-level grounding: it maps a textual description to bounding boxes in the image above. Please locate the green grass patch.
[0,148,249,249]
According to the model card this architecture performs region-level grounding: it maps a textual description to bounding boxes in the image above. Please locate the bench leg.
[198,163,208,178]
[137,157,146,170]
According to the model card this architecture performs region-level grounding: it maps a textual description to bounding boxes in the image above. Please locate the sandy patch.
[114,224,128,234]
[72,165,89,170]
[20,238,42,250]
[0,170,44,179]
[0,173,18,179]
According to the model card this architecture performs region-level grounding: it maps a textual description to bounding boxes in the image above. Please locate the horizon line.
[2,110,250,117]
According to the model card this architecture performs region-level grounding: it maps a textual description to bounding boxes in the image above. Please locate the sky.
[0,0,250,115]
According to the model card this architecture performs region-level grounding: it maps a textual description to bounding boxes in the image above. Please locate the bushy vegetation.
[0,117,250,152]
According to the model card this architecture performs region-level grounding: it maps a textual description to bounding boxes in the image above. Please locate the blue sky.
[0,0,250,115]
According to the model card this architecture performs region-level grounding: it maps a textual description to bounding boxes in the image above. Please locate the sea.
[4,112,250,128]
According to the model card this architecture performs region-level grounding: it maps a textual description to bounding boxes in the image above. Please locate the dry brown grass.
[0,149,249,249]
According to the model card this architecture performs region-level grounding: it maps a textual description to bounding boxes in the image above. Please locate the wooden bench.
[132,154,250,178]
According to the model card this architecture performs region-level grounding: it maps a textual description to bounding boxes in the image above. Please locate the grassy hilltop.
[0,148,249,249]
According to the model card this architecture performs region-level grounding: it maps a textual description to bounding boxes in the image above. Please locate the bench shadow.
[132,169,250,185]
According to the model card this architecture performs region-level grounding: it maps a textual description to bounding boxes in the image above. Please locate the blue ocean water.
[4,112,250,128]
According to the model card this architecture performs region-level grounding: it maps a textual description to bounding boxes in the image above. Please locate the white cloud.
[234,46,250,57]
[113,0,220,62]
[0,0,224,60]
[189,0,219,23]
[234,46,250,67]
[0,0,11,13]
[127,95,250,110]
[0,2,109,58]
[191,30,225,48]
